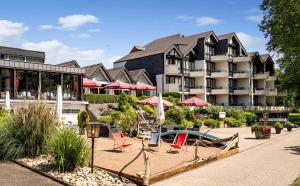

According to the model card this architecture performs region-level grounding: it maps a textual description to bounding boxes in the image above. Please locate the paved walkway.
[155,128,300,186]
[0,162,61,186]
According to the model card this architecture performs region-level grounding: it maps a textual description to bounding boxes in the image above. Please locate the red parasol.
[179,97,210,107]
[138,96,173,107]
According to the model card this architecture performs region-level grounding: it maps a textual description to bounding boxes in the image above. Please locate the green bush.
[251,124,270,133]
[226,109,244,119]
[225,117,242,127]
[179,119,194,129]
[138,95,150,100]
[163,118,175,125]
[204,119,220,128]
[284,121,293,127]
[0,102,58,160]
[194,119,203,128]
[182,106,195,122]
[47,128,90,172]
[274,121,283,128]
[241,112,257,126]
[84,94,119,104]
[128,95,140,105]
[118,92,131,112]
[111,107,137,133]
[164,96,179,105]
[97,115,113,124]
[161,92,181,98]
[195,108,208,115]
[208,106,224,119]
[0,109,11,125]
[289,113,300,126]
[77,110,90,129]
[166,106,184,124]
[142,105,156,116]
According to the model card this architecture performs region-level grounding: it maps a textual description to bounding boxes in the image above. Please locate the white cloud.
[38,24,55,30]
[58,14,98,30]
[0,20,29,45]
[176,15,194,21]
[69,33,92,39]
[21,40,104,66]
[195,17,221,26]
[242,8,260,14]
[102,55,123,68]
[88,28,101,33]
[246,15,262,23]
[236,32,266,52]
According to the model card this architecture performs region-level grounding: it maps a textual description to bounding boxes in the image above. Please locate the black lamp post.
[86,122,101,173]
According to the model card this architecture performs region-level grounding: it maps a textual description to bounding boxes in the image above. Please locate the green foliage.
[161,92,181,99]
[226,109,244,119]
[259,0,300,94]
[111,107,137,133]
[77,110,90,129]
[165,106,184,124]
[274,122,283,128]
[182,107,195,122]
[179,119,193,129]
[0,109,11,124]
[194,108,208,115]
[241,112,257,126]
[208,106,224,119]
[97,115,113,124]
[164,96,179,105]
[163,118,175,125]
[284,121,293,127]
[118,92,131,112]
[194,119,202,128]
[204,119,220,128]
[128,95,140,105]
[251,124,270,133]
[225,117,242,127]
[289,113,300,126]
[46,128,90,172]
[138,95,150,100]
[0,102,58,160]
[84,94,119,104]
[141,105,156,116]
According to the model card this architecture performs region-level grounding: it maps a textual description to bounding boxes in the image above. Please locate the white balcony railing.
[233,88,251,95]
[254,89,267,95]
[211,87,229,94]
[165,65,180,74]
[165,83,180,92]
[233,71,250,78]
[233,56,251,63]
[254,72,269,79]
[190,86,205,94]
[211,70,228,78]
[211,55,229,62]
[190,69,205,77]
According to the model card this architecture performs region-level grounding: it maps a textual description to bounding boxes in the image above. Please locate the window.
[206,61,215,75]
[166,76,181,84]
[228,62,237,76]
[229,95,238,105]
[207,95,216,104]
[206,78,216,92]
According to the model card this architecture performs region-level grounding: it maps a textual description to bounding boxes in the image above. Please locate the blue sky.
[0,0,267,68]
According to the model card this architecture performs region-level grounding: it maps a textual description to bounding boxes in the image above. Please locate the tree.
[259,0,300,98]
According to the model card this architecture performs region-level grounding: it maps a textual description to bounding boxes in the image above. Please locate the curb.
[14,160,71,186]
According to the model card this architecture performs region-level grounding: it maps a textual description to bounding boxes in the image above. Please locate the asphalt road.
[154,129,300,186]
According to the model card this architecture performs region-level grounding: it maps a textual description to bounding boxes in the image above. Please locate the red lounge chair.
[169,133,188,153]
[112,131,132,152]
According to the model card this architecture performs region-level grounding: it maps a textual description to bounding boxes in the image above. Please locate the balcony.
[266,75,276,81]
[165,83,179,92]
[277,90,288,96]
[165,65,180,74]
[233,71,250,78]
[211,55,229,62]
[254,72,269,79]
[190,86,205,94]
[211,87,229,94]
[267,88,277,96]
[233,88,251,95]
[246,106,292,113]
[211,70,228,78]
[190,69,205,77]
[254,88,267,95]
[233,56,251,63]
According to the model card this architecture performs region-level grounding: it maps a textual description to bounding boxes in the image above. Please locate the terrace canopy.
[139,96,173,107]
[179,97,210,107]
[104,80,134,90]
[83,78,102,88]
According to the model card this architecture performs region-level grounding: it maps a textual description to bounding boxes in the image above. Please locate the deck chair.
[148,132,160,150]
[112,131,132,152]
[169,132,188,153]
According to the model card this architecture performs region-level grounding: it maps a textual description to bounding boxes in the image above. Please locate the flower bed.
[18,155,131,186]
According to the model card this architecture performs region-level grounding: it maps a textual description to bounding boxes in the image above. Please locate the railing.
[165,64,180,74]
[211,70,228,77]
[211,54,229,62]
[246,106,292,112]
[233,56,251,63]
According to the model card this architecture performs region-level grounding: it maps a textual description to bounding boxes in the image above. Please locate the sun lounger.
[112,131,132,152]
[169,132,188,153]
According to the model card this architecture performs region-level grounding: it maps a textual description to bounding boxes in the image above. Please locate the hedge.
[289,113,300,126]
[161,92,181,99]
[84,94,119,104]
[225,117,242,127]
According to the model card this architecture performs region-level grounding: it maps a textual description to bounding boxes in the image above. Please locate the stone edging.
[14,160,71,186]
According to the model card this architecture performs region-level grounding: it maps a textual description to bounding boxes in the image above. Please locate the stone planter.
[275,127,282,134]
[254,128,271,139]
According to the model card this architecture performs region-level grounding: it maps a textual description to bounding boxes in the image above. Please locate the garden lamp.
[86,122,101,173]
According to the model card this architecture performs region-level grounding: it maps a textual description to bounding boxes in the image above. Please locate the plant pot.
[287,126,292,132]
[254,130,264,139]
[254,128,271,139]
[275,127,282,134]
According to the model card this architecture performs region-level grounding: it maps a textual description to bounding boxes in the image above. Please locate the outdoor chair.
[169,132,188,153]
[148,132,160,150]
[112,131,132,152]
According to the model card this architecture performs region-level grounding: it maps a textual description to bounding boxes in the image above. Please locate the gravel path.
[154,129,300,186]
[0,162,61,186]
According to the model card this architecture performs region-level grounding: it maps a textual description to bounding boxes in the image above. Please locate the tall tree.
[259,0,300,94]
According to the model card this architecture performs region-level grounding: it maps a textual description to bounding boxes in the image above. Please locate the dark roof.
[82,63,112,81]
[0,46,45,59]
[217,32,235,40]
[57,60,80,68]
[115,31,215,62]
[107,67,134,83]
[260,54,270,62]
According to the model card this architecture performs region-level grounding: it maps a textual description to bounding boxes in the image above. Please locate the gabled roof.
[107,67,134,83]
[217,32,247,55]
[128,69,153,85]
[57,60,80,68]
[248,51,265,63]
[0,46,45,59]
[115,31,217,63]
[82,63,113,82]
[260,54,274,64]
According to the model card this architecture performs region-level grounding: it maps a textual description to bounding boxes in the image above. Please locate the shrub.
[0,108,11,125]
[161,92,181,99]
[128,95,140,105]
[241,112,257,126]
[163,118,175,125]
[164,96,179,105]
[47,128,90,172]
[141,105,156,116]
[97,115,113,124]
[225,117,242,127]
[226,109,244,119]
[118,92,130,112]
[182,107,195,122]
[111,107,137,133]
[194,119,202,128]
[204,119,219,128]
[166,106,184,124]
[77,110,90,129]
[179,119,194,129]
[0,102,58,160]
[208,106,224,119]
[274,122,283,128]
[195,108,208,115]
[284,121,293,127]
[289,113,300,126]
[251,124,270,133]
[84,94,119,104]
[138,95,150,100]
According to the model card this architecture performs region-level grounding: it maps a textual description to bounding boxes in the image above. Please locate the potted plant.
[77,110,90,135]
[285,122,293,132]
[251,124,271,139]
[274,122,283,134]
